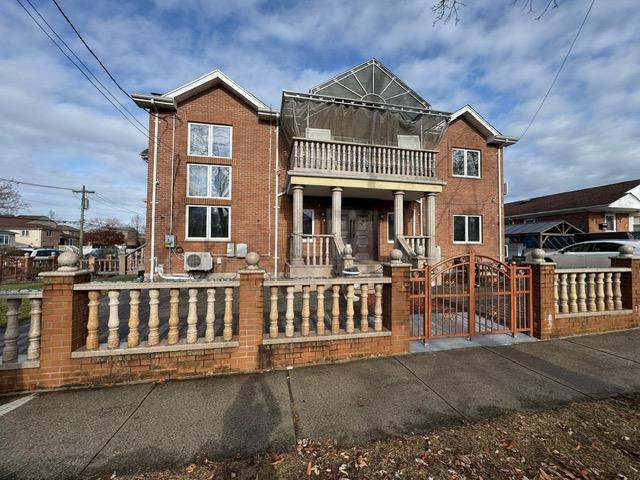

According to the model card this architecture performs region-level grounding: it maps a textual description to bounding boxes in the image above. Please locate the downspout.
[168,113,176,272]
[498,146,504,261]
[273,122,280,277]
[150,100,159,281]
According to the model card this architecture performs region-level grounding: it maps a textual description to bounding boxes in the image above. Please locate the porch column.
[393,190,404,245]
[291,185,304,265]
[426,192,436,262]
[331,187,343,238]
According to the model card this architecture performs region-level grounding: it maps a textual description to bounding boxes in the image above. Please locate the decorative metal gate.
[410,254,532,341]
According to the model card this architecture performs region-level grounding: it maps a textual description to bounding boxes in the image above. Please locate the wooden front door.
[341,210,374,260]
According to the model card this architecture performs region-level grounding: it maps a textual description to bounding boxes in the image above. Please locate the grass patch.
[109,393,640,480]
[0,281,42,327]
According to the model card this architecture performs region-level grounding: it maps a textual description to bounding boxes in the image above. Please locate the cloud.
[1,0,638,224]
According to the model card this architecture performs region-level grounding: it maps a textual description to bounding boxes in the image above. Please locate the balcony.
[290,137,437,180]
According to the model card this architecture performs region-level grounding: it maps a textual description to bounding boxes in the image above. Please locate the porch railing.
[0,289,43,365]
[124,245,145,274]
[73,280,240,352]
[554,268,630,315]
[291,137,437,178]
[302,234,334,266]
[263,277,391,340]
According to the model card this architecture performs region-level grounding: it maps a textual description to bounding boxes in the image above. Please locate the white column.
[426,192,436,263]
[393,190,404,246]
[331,187,342,238]
[291,185,304,265]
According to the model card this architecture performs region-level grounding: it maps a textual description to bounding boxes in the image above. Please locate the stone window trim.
[452,214,483,244]
[451,148,481,179]
[185,205,231,242]
[187,122,232,159]
[186,163,232,200]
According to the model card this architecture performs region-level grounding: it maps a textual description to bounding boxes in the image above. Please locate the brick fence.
[1,251,638,394]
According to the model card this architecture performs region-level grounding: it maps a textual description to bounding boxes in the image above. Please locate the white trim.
[604,213,617,232]
[187,122,232,159]
[451,148,481,179]
[630,214,640,232]
[165,69,273,113]
[187,164,232,200]
[450,105,518,145]
[452,215,483,244]
[387,212,395,243]
[185,205,231,242]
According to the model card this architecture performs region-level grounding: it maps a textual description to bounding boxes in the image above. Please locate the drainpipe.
[150,100,159,281]
[168,113,176,273]
[498,146,504,261]
[273,123,281,277]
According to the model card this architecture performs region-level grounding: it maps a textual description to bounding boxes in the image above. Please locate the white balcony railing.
[291,138,437,178]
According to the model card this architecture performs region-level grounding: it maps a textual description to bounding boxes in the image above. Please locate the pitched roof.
[449,105,518,145]
[309,58,431,110]
[505,179,640,217]
[0,215,58,230]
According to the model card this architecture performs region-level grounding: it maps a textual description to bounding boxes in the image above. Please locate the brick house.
[0,215,78,248]
[133,59,518,278]
[505,179,640,234]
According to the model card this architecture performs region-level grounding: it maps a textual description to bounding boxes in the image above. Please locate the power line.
[15,0,150,139]
[519,0,596,140]
[0,176,76,192]
[51,0,131,101]
[92,192,144,216]
[24,0,149,133]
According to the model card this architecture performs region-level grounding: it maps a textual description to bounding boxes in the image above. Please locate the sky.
[1,0,639,226]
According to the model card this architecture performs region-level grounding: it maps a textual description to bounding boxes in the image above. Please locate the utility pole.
[73,185,94,256]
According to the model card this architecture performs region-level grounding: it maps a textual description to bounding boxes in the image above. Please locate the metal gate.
[410,254,532,341]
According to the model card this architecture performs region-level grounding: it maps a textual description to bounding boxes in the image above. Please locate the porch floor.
[410,333,537,353]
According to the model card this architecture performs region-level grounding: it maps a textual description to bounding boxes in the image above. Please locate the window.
[632,215,640,232]
[0,234,9,245]
[604,213,616,231]
[21,230,29,236]
[186,206,230,240]
[188,123,232,158]
[46,230,52,237]
[452,148,481,178]
[591,242,621,253]
[187,164,231,199]
[453,215,482,243]
[302,209,314,236]
[387,213,395,243]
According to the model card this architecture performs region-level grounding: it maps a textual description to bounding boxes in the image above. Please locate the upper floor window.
[188,123,232,158]
[187,164,231,199]
[453,215,482,244]
[21,230,29,236]
[452,148,481,178]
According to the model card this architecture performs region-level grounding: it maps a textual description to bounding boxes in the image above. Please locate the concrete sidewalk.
[1,328,639,480]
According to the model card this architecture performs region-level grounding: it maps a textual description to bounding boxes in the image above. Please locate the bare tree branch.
[0,181,28,215]
[433,0,560,25]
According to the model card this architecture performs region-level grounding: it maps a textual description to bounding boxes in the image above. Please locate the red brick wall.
[435,118,503,259]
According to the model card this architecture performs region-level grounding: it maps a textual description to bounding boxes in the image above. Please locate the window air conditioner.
[184,252,213,271]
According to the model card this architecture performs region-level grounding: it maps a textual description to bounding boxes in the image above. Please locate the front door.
[341,210,374,260]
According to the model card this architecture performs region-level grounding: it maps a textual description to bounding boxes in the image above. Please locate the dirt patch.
[100,393,639,479]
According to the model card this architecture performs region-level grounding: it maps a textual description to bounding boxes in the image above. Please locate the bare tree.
[0,181,28,215]
[129,214,144,234]
[433,0,559,24]
[88,216,123,229]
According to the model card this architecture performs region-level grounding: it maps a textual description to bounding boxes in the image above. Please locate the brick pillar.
[611,255,640,314]
[38,268,91,388]
[235,256,265,371]
[528,262,556,339]
[382,260,412,354]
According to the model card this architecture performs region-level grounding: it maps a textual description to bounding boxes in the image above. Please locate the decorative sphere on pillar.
[415,245,425,257]
[343,244,353,257]
[618,245,634,258]
[245,251,260,269]
[57,251,80,272]
[529,248,546,264]
[389,249,403,264]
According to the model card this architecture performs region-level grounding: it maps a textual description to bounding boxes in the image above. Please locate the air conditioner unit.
[184,252,213,271]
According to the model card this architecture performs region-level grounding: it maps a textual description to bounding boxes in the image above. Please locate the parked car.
[30,248,62,260]
[544,240,640,268]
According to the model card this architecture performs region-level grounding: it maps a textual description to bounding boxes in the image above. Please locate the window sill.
[451,174,481,179]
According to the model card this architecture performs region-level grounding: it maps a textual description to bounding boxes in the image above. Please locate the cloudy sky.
[1,0,638,225]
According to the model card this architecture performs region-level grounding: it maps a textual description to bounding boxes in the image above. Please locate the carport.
[506,221,582,250]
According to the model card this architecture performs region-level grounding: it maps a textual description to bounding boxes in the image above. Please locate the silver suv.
[545,240,640,268]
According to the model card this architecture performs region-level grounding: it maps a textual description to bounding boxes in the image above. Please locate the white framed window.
[302,209,314,237]
[387,212,395,243]
[46,230,52,237]
[452,148,481,178]
[604,213,616,231]
[186,205,231,241]
[453,215,482,244]
[0,234,9,245]
[21,230,29,236]
[187,164,231,199]
[188,123,232,158]
[631,215,640,232]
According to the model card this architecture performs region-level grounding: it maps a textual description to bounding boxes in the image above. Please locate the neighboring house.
[0,230,16,248]
[116,227,141,248]
[0,215,79,248]
[133,58,518,277]
[505,179,640,234]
